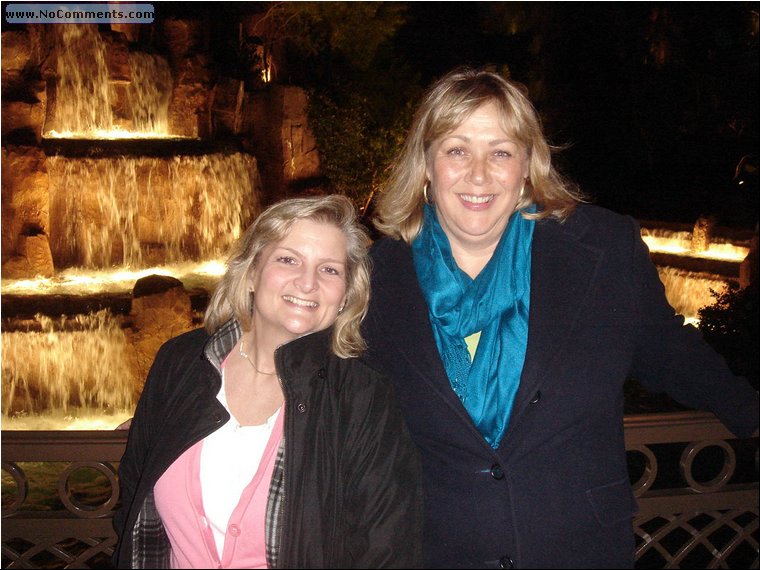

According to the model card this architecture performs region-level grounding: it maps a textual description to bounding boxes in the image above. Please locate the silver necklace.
[239,338,277,376]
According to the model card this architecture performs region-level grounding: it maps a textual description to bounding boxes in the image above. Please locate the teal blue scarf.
[412,204,534,448]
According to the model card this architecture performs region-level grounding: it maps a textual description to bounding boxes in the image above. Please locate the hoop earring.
[423,181,432,204]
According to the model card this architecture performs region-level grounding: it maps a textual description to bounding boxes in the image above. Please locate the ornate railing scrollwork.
[625,411,758,568]
[2,412,758,568]
[1,460,27,516]
[1,430,127,569]
[58,460,120,518]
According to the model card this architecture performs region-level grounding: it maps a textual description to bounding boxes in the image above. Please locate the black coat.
[363,204,759,569]
[114,325,423,568]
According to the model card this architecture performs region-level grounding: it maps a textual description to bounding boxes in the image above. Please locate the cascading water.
[640,225,751,325]
[655,267,730,324]
[47,152,259,268]
[50,25,114,137]
[47,24,175,139]
[640,228,750,262]
[1,311,136,430]
[1,24,262,430]
[127,52,173,135]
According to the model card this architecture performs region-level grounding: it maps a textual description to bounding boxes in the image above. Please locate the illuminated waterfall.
[1,23,262,430]
[46,24,175,139]
[1,311,136,430]
[47,152,259,269]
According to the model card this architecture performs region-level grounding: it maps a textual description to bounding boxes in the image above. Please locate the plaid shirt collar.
[204,318,242,374]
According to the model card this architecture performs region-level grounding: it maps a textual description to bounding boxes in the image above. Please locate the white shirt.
[199,365,281,558]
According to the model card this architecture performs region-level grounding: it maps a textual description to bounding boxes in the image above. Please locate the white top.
[199,365,281,558]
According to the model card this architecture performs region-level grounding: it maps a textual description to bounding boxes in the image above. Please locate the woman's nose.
[467,155,490,185]
[294,267,317,292]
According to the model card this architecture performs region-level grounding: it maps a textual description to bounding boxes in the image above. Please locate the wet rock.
[692,215,717,253]
[103,31,131,82]
[2,99,46,143]
[110,23,142,43]
[132,274,184,298]
[211,77,244,135]
[160,19,205,61]
[2,233,55,279]
[1,146,49,262]
[169,82,209,138]
[129,274,195,382]
[249,85,322,203]
[175,54,211,85]
[20,234,55,277]
[1,30,32,85]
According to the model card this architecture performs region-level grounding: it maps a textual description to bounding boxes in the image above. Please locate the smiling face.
[426,101,529,255]
[248,219,348,348]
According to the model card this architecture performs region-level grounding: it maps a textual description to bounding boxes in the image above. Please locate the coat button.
[296,402,307,413]
[499,555,514,569]
[529,390,541,404]
[317,368,326,379]
[228,524,241,537]
[490,463,505,480]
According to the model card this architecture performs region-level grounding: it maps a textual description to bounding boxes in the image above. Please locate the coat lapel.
[371,241,479,426]
[502,212,605,443]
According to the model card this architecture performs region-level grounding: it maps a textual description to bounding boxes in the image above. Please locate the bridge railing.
[2,411,758,568]
[625,411,758,568]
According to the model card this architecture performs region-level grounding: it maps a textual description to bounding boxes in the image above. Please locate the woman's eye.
[322,266,341,276]
[494,149,513,158]
[446,147,466,157]
[277,256,297,265]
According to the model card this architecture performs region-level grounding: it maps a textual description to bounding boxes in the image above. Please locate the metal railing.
[2,411,758,568]
[625,411,758,568]
[2,431,125,569]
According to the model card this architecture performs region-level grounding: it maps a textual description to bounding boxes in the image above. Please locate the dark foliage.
[698,281,759,390]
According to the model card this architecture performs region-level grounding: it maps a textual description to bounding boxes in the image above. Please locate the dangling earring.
[423,181,432,204]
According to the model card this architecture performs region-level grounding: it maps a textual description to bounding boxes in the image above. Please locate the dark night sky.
[152,1,758,226]
[390,2,759,227]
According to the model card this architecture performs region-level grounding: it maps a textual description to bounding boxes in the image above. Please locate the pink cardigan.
[154,410,284,568]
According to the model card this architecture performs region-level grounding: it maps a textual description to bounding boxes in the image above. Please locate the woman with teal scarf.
[363,67,759,569]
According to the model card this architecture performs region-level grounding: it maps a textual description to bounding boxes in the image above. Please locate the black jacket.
[363,204,759,569]
[114,323,423,568]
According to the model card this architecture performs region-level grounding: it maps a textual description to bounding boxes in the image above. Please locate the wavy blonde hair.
[204,195,371,358]
[374,66,584,243]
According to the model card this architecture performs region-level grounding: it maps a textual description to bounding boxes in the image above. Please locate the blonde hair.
[204,195,371,358]
[374,66,584,243]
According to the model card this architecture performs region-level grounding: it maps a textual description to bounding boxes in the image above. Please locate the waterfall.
[2,24,265,430]
[47,24,174,138]
[47,152,260,269]
[1,311,137,428]
[52,25,114,136]
[128,52,172,135]
[655,267,728,323]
